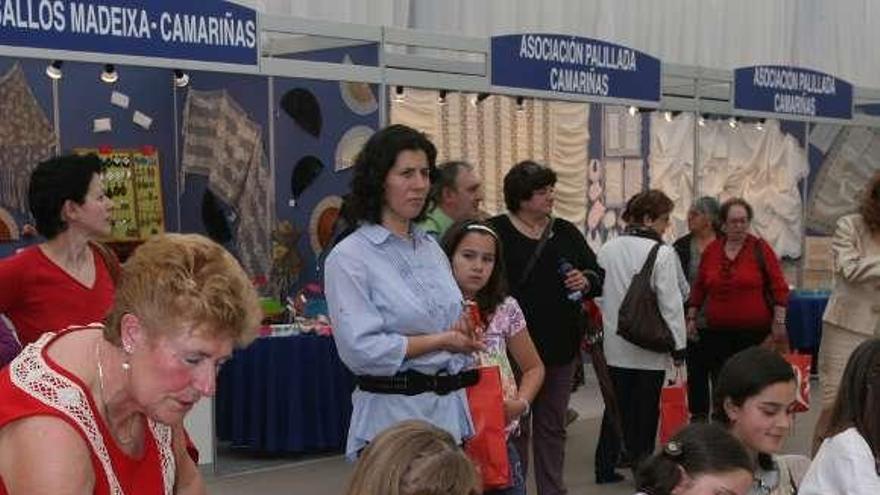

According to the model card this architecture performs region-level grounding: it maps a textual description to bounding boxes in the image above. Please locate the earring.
[122,361,131,371]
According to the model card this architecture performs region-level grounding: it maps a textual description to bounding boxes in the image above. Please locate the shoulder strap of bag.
[639,242,663,279]
[516,217,554,290]
[90,241,121,284]
[752,239,775,309]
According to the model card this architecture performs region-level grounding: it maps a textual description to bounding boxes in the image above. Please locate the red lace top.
[0,327,174,494]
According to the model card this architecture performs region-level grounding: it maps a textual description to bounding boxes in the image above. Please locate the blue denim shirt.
[324,223,474,458]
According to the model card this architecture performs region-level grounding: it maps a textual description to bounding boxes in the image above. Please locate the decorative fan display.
[0,207,19,242]
[339,55,378,116]
[308,195,343,255]
[290,155,325,207]
[335,125,374,171]
[280,88,322,138]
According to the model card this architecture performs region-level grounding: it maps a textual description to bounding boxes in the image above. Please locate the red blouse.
[689,235,789,331]
[0,245,114,346]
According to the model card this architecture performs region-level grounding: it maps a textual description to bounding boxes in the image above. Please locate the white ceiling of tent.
[232,0,880,89]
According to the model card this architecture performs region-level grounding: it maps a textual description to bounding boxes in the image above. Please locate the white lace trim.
[9,331,175,494]
[148,420,174,495]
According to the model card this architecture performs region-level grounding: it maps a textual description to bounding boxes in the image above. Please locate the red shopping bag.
[464,366,511,491]
[658,371,689,444]
[784,352,811,412]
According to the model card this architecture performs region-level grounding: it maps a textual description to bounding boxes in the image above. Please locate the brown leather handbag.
[617,243,676,353]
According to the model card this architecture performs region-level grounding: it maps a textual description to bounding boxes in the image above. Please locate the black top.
[672,233,692,281]
[488,215,603,365]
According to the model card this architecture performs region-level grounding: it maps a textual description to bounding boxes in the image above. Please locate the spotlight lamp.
[697,114,707,127]
[728,117,738,129]
[393,85,405,102]
[173,69,190,88]
[46,60,63,80]
[663,111,673,122]
[438,90,448,105]
[100,64,118,84]
[627,105,638,117]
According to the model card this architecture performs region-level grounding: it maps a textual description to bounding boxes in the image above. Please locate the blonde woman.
[0,233,261,494]
[345,420,479,495]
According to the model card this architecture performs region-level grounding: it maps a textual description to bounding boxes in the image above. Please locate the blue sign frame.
[734,66,852,120]
[491,33,660,103]
[0,0,258,66]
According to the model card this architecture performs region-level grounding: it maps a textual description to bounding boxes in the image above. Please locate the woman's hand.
[686,318,698,340]
[564,269,589,293]
[442,315,485,353]
[503,398,528,423]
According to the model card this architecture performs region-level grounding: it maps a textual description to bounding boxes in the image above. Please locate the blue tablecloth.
[786,291,830,350]
[216,334,355,453]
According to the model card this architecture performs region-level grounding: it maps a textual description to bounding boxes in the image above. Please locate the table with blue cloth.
[216,333,355,454]
[786,290,831,374]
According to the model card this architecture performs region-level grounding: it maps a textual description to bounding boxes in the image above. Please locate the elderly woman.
[673,196,721,422]
[688,198,789,387]
[0,154,116,349]
[325,125,482,459]
[813,172,880,451]
[594,190,687,484]
[488,161,602,494]
[0,233,261,494]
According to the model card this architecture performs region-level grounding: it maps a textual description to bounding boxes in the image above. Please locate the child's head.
[637,423,754,495]
[345,420,479,495]
[824,338,880,459]
[442,220,507,315]
[713,347,796,457]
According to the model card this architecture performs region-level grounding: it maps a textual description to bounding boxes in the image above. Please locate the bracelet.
[518,397,530,416]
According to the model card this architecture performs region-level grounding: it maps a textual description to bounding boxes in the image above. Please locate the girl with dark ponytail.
[636,423,753,495]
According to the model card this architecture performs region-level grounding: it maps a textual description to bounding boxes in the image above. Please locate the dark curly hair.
[441,220,508,321]
[347,124,437,225]
[503,161,556,213]
[27,154,104,239]
[860,172,880,233]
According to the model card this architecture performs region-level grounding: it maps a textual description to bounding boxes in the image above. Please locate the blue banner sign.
[0,0,258,66]
[491,33,660,102]
[734,66,852,120]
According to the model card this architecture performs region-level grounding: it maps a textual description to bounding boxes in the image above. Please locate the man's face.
[445,168,483,221]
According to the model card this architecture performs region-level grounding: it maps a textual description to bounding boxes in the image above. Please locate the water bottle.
[558,258,582,301]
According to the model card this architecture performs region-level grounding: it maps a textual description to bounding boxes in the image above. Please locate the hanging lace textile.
[0,63,56,214]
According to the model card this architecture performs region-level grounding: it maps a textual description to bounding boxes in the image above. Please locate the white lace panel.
[10,332,124,495]
[148,420,174,495]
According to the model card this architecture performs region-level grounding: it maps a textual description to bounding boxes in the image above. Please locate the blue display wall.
[0,45,379,299]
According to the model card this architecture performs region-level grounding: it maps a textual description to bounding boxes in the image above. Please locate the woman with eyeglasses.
[688,198,790,389]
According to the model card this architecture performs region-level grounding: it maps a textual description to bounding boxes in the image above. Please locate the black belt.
[356,369,480,396]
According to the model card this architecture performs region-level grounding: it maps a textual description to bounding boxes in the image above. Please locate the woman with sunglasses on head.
[688,198,790,388]
[441,220,545,495]
[800,338,880,494]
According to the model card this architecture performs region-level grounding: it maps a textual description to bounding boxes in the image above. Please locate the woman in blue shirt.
[325,125,484,458]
